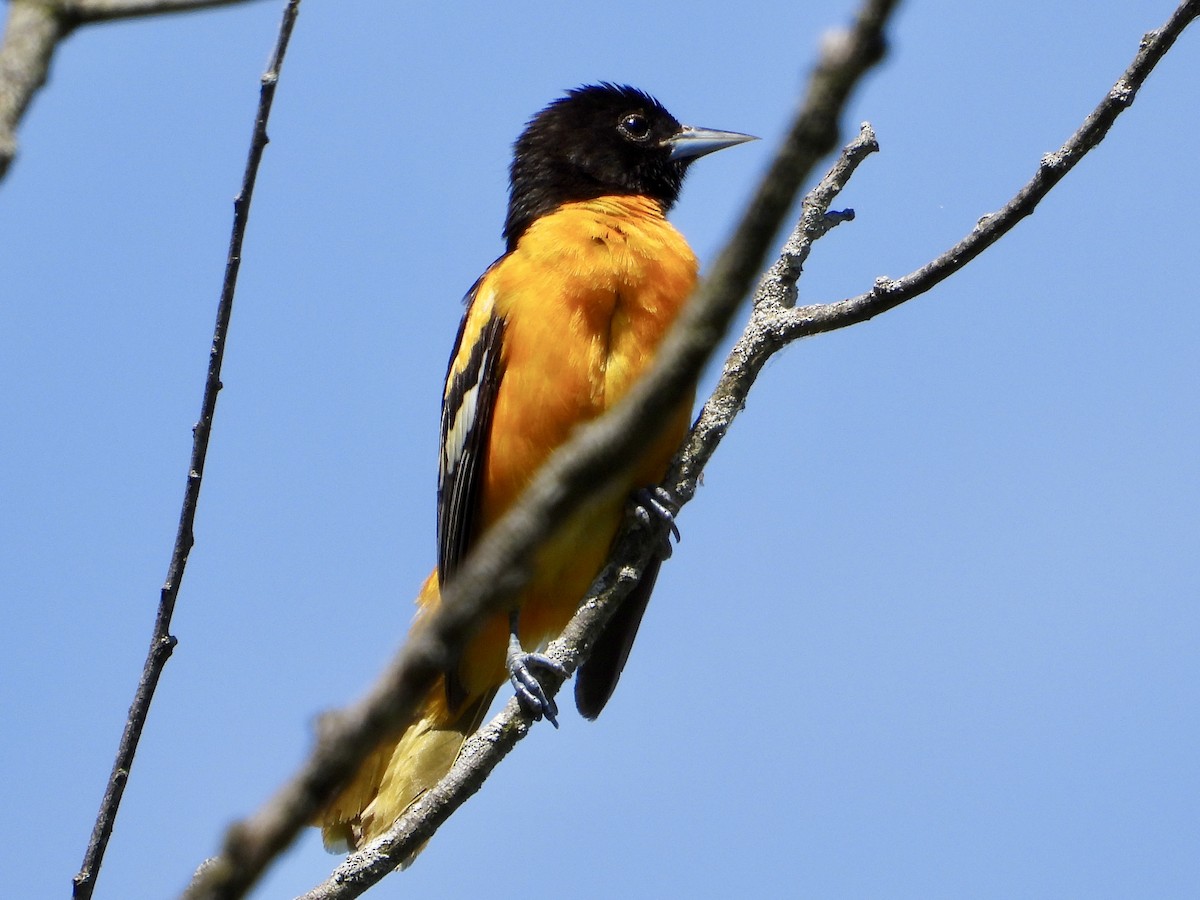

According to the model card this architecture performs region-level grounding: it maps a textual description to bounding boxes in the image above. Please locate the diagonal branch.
[183,2,901,898]
[71,3,301,899]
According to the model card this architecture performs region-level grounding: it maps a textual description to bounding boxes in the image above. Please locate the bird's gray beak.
[665,125,757,161]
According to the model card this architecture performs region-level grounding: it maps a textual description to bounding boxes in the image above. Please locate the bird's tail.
[318,574,496,854]
[319,681,494,853]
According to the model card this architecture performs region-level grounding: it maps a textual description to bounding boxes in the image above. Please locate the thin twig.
[71,3,301,898]
[184,3,900,898]
[297,0,1200,891]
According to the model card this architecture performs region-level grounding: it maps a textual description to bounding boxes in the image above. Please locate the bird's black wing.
[437,273,506,587]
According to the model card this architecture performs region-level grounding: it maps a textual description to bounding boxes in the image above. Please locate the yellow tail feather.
[318,683,494,853]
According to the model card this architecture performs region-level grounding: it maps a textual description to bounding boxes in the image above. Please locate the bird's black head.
[502,83,753,250]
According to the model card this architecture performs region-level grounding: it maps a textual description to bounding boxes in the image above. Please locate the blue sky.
[2,1,1197,897]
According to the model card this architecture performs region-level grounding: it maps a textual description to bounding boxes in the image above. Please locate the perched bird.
[319,83,753,852]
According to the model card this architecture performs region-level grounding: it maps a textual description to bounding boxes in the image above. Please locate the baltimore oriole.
[319,83,753,852]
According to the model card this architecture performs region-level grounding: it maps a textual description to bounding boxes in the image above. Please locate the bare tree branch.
[183,2,900,898]
[294,0,1200,892]
[0,0,266,182]
[70,3,301,898]
[0,2,67,179]
[59,0,266,22]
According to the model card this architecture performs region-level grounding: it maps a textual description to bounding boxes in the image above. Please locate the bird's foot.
[633,485,681,557]
[507,633,567,728]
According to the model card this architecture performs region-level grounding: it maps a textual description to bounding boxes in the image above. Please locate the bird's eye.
[618,113,651,141]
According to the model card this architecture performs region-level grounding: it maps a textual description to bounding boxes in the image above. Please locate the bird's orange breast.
[483,195,698,523]
[450,195,698,695]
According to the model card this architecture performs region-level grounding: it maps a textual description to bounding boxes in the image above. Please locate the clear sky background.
[2,1,1197,897]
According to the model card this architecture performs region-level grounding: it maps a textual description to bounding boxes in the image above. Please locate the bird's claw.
[633,486,681,557]
[507,637,567,728]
